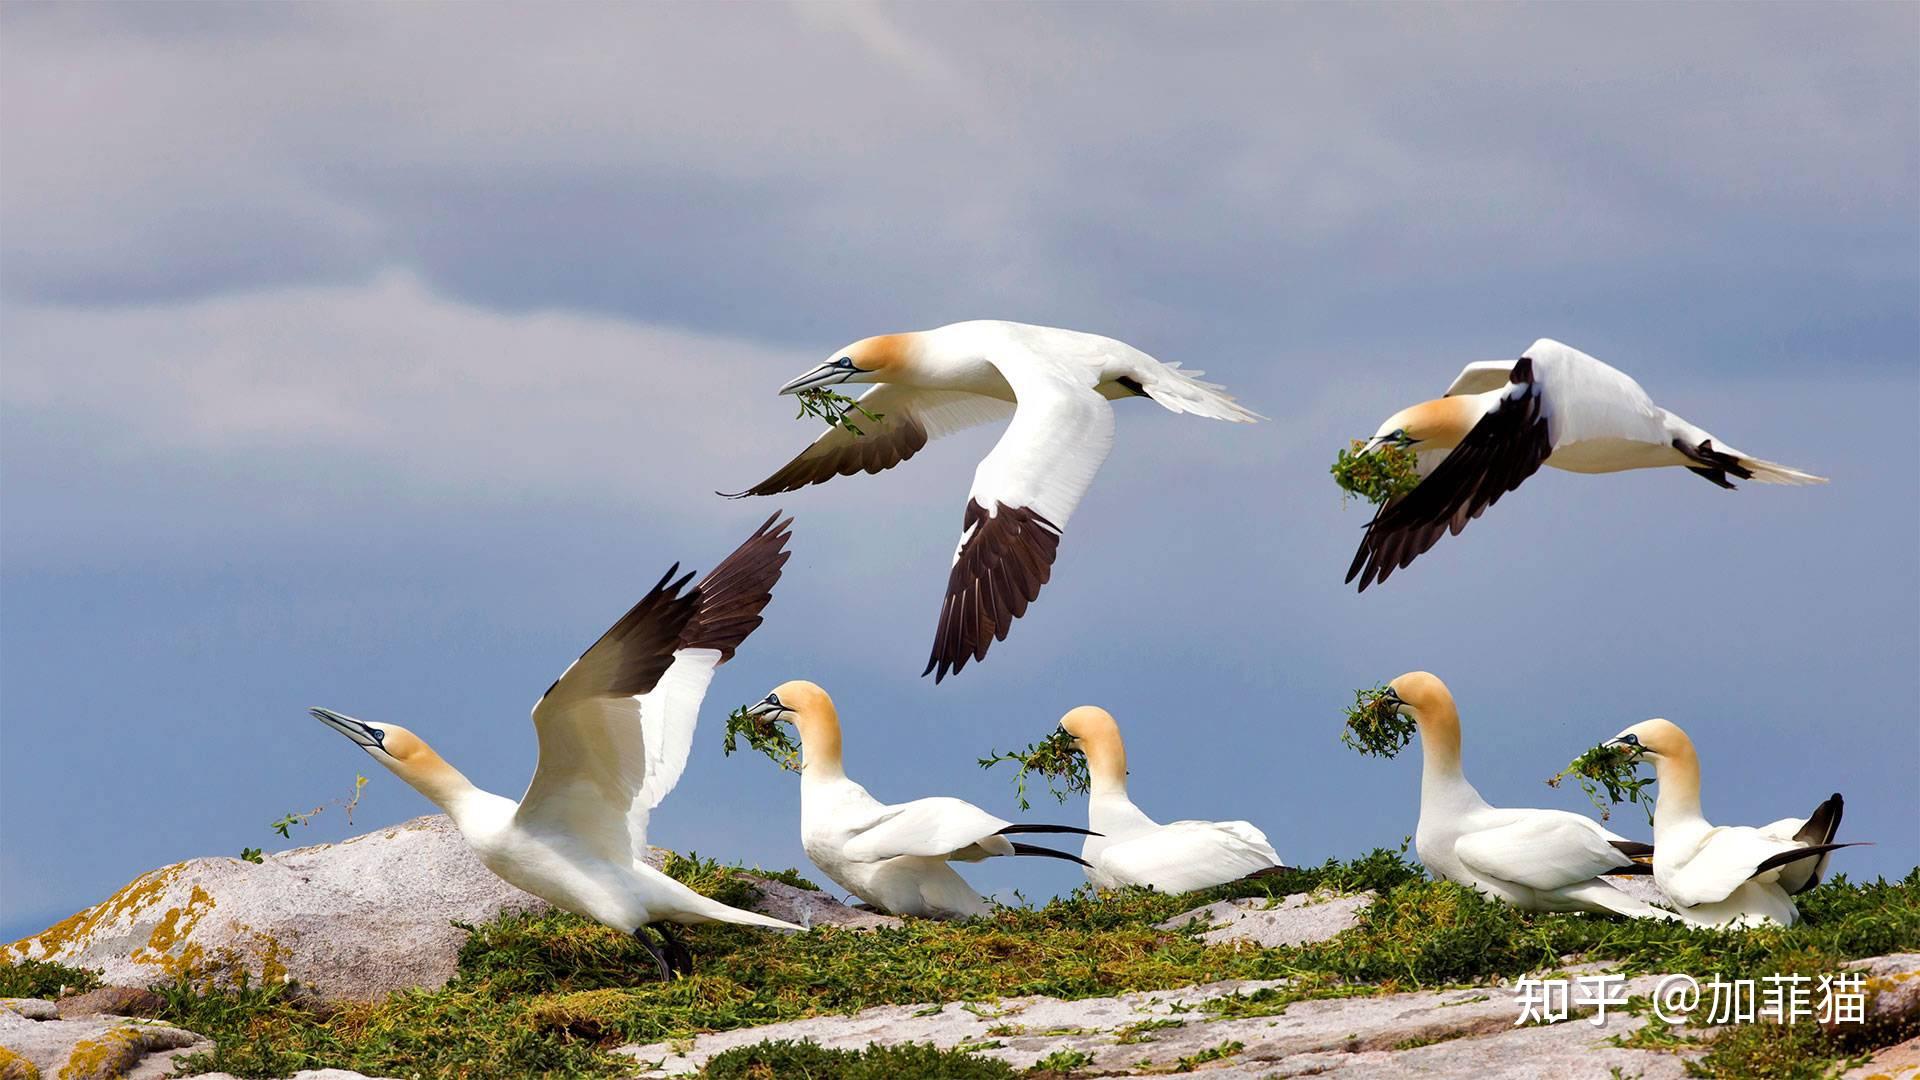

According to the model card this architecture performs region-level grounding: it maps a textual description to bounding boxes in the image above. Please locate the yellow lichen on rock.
[0,1044,42,1080]
[5,866,185,963]
[54,1026,143,1080]
[129,883,217,980]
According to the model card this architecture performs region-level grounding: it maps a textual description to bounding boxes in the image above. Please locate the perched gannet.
[1348,339,1825,590]
[742,680,1097,918]
[1058,706,1283,893]
[1605,719,1853,927]
[724,321,1261,680]
[310,514,803,977]
[1387,672,1673,919]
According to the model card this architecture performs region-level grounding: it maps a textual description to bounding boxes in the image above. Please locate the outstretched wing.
[516,567,701,863]
[840,797,1016,863]
[925,359,1115,682]
[1101,820,1281,895]
[1444,360,1517,397]
[632,513,794,827]
[723,385,1015,498]
[1348,357,1552,591]
[1453,811,1635,893]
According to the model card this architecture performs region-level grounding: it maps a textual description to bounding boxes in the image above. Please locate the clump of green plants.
[1342,684,1416,758]
[722,705,802,772]
[1331,439,1421,505]
[794,387,884,436]
[704,1039,1018,1079]
[1548,743,1655,823]
[979,728,1090,811]
[0,957,101,999]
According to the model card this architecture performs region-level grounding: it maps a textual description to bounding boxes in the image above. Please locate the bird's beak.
[1380,687,1405,710]
[310,707,384,751]
[743,694,791,721]
[1603,736,1640,755]
[778,363,856,396]
[1360,435,1391,455]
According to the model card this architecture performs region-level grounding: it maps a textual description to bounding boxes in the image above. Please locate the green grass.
[134,853,1918,1079]
[701,1039,1017,1079]
[0,957,101,999]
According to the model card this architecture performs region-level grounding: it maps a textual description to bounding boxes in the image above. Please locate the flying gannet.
[742,680,1097,918]
[1605,718,1852,927]
[1385,672,1674,919]
[724,320,1262,681]
[1058,706,1283,893]
[310,513,802,978]
[1348,338,1826,590]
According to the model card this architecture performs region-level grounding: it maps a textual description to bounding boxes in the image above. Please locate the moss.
[702,1039,1017,1079]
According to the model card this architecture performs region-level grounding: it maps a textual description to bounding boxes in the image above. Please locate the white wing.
[1522,338,1665,448]
[1100,820,1281,895]
[1453,811,1635,893]
[1665,825,1808,907]
[727,385,1016,497]
[1444,361,1517,397]
[517,568,701,864]
[924,356,1116,681]
[840,797,1015,863]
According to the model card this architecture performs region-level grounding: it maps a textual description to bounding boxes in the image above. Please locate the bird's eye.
[1623,734,1640,746]
[764,693,781,707]
[833,357,857,369]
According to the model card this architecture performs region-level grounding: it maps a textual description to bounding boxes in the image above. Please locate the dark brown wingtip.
[680,511,796,662]
[922,499,1060,683]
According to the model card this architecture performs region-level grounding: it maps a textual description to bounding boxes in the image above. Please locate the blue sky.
[2,3,1915,939]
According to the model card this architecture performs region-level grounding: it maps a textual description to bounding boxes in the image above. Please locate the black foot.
[633,927,671,981]
[652,922,695,976]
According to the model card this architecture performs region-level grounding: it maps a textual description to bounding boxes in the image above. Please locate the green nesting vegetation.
[793,387,884,436]
[978,728,1090,811]
[5,853,1914,1078]
[1548,743,1657,824]
[721,705,803,773]
[1342,683,1417,758]
[1331,439,1421,505]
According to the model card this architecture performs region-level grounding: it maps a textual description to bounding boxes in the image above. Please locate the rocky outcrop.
[4,815,885,1000]
[1158,890,1372,947]
[0,998,206,1080]
[620,971,1698,1077]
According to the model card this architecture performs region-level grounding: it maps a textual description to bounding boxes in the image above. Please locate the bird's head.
[1058,705,1126,787]
[1364,396,1479,454]
[1605,718,1691,762]
[778,333,914,395]
[1058,704,1119,746]
[1384,671,1451,720]
[744,680,842,766]
[309,707,430,772]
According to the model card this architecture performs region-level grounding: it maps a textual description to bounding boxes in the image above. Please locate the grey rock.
[1847,953,1920,1033]
[6,815,884,1001]
[1158,890,1373,947]
[1842,1034,1920,1079]
[0,1002,55,1022]
[54,987,166,1020]
[0,1008,206,1080]
[621,971,1694,1077]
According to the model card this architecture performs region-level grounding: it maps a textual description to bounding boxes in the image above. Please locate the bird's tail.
[1125,360,1266,423]
[1557,879,1682,922]
[684,890,806,932]
[1735,455,1827,486]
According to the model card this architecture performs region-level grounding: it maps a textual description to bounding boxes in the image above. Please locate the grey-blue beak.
[310,706,385,751]
[743,693,791,721]
[778,357,861,395]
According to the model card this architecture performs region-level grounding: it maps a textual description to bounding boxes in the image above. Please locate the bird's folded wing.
[1665,827,1801,907]
[1348,360,1552,590]
[517,566,701,863]
[840,797,1013,862]
[1102,821,1279,894]
[725,386,1015,497]
[1443,360,1516,397]
[925,362,1115,681]
[1453,813,1632,892]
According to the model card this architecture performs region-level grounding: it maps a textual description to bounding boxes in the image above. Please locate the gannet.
[1347,338,1826,590]
[741,680,1098,918]
[1605,718,1852,928]
[1058,706,1283,893]
[723,320,1262,681]
[309,514,803,978]
[1386,672,1673,919]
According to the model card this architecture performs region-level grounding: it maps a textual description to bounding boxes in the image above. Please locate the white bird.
[1386,672,1674,919]
[1605,718,1852,928]
[724,320,1262,680]
[741,680,1096,918]
[1348,338,1825,590]
[309,513,802,977]
[1058,706,1284,893]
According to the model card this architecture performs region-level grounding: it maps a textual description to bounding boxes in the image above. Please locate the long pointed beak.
[778,364,853,396]
[743,696,790,721]
[1359,434,1391,455]
[309,706,383,751]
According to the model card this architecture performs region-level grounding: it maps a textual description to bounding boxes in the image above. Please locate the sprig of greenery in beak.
[1331,438,1421,505]
[724,695,803,772]
[978,728,1089,812]
[1342,684,1418,758]
[1547,741,1655,823]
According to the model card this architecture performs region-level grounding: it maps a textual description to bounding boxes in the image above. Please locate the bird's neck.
[1416,706,1465,781]
[797,708,846,781]
[390,749,490,825]
[1080,731,1129,797]
[1650,748,1705,835]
